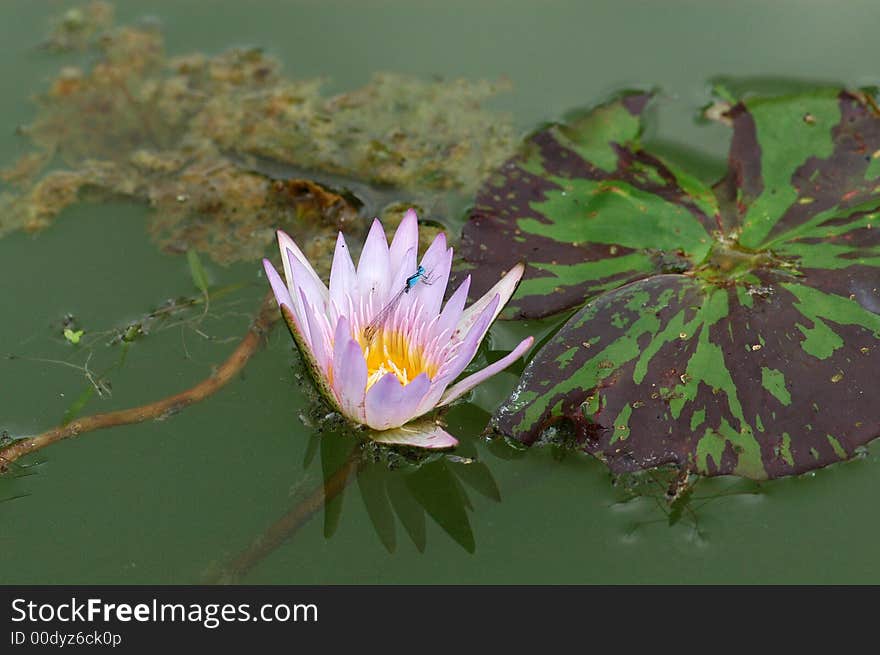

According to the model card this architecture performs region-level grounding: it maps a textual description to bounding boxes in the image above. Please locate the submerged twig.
[0,292,279,472]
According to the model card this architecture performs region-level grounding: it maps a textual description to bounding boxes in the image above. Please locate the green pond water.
[2,0,879,584]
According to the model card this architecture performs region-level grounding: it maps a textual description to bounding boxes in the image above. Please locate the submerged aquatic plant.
[263,209,533,448]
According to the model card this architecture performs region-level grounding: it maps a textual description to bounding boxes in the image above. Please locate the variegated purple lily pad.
[462,89,880,479]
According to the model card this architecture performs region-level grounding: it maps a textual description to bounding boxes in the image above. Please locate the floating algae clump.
[40,0,115,52]
[0,3,515,268]
[196,70,516,191]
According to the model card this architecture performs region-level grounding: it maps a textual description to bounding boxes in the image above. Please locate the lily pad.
[482,89,880,479]
[456,92,717,319]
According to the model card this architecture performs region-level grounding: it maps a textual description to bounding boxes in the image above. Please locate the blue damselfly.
[363,266,433,342]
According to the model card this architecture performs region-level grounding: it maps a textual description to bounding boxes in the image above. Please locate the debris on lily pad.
[0,5,516,269]
[472,88,880,480]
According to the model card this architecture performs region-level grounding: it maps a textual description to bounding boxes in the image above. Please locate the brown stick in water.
[1,288,357,583]
[0,292,279,472]
[207,450,361,584]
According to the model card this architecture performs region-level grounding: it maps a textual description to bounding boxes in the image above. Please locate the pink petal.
[331,317,368,423]
[389,209,418,281]
[454,262,524,343]
[439,336,534,406]
[364,372,432,430]
[435,275,470,337]
[285,252,326,345]
[300,289,332,375]
[277,230,328,301]
[370,422,459,449]
[276,302,341,414]
[329,232,358,324]
[388,246,417,295]
[268,258,338,412]
[421,249,453,318]
[288,250,328,313]
[332,313,353,347]
[357,219,391,310]
[263,258,294,313]
[412,375,456,418]
[440,293,501,382]
[413,294,501,416]
[409,231,451,319]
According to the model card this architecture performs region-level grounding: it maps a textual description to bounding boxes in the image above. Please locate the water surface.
[2,0,879,584]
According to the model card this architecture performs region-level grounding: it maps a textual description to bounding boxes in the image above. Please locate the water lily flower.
[262,209,533,449]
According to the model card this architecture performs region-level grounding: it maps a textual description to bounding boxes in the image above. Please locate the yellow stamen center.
[358,329,437,389]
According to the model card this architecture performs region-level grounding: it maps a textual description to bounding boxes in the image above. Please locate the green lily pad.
[456,92,718,319]
[482,89,880,479]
